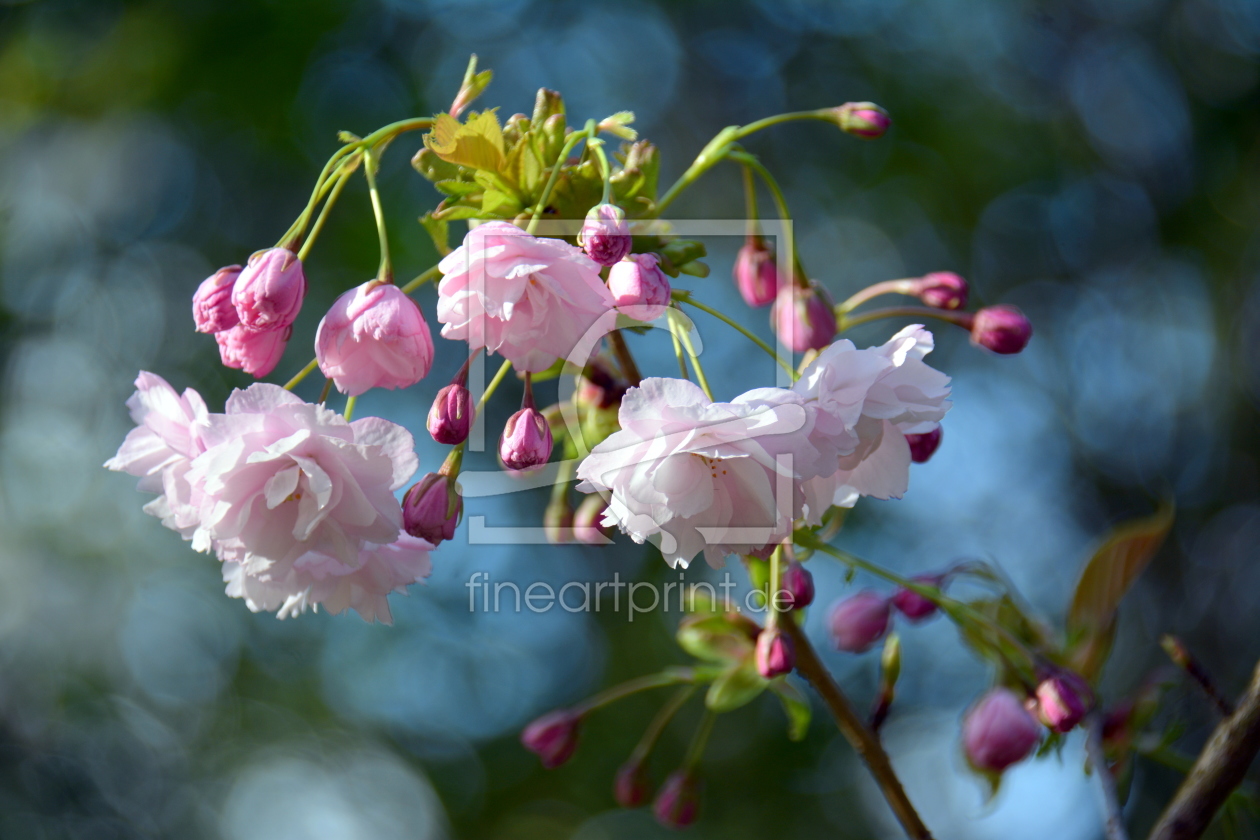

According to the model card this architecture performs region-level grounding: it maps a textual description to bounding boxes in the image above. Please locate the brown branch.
[607,330,642,387]
[1148,658,1260,840]
[781,617,934,840]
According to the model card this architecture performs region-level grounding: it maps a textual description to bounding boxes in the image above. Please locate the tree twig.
[607,330,642,387]
[781,617,934,840]
[1087,715,1129,840]
[1149,657,1260,840]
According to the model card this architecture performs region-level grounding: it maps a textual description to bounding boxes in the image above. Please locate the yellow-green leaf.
[423,110,506,172]
[769,680,811,741]
[705,662,767,712]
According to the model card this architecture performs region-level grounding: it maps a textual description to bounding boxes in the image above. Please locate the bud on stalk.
[521,708,583,769]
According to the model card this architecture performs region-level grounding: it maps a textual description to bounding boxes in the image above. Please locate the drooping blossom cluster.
[575,325,951,568]
[106,372,430,623]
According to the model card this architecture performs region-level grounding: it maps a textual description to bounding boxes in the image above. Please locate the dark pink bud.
[521,709,582,769]
[890,575,944,622]
[500,407,553,472]
[573,493,613,545]
[970,304,1032,355]
[192,265,242,333]
[578,203,632,267]
[755,627,795,678]
[402,473,461,546]
[834,102,891,139]
[614,761,651,808]
[771,283,837,353]
[828,590,891,653]
[231,247,306,332]
[781,561,815,610]
[905,427,942,464]
[963,688,1042,773]
[1035,671,1094,733]
[733,236,782,308]
[653,771,700,829]
[428,383,474,445]
[913,272,968,310]
[214,324,290,378]
[608,253,671,322]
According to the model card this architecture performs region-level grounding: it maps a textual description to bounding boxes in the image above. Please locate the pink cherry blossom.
[608,253,671,322]
[104,371,209,536]
[575,378,815,568]
[316,280,435,396]
[192,265,242,333]
[231,247,306,332]
[186,384,418,572]
[215,324,291,378]
[436,222,617,372]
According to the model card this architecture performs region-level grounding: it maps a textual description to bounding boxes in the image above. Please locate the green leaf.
[598,110,638,140]
[431,201,483,222]
[705,662,767,713]
[433,180,480,197]
[677,260,710,278]
[418,212,450,257]
[423,110,506,172]
[662,239,707,266]
[769,680,811,741]
[411,147,462,183]
[676,613,756,664]
[1066,501,1174,679]
[481,189,521,216]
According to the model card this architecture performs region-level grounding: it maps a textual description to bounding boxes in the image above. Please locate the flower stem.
[673,318,713,400]
[478,358,513,413]
[630,685,696,763]
[728,150,804,282]
[283,359,320,391]
[297,155,359,262]
[527,127,591,235]
[836,279,920,315]
[589,133,614,205]
[741,163,759,231]
[576,668,696,715]
[1086,715,1130,840]
[343,394,357,421]
[607,330,642,387]
[684,709,717,769]
[400,264,443,295]
[780,615,935,840]
[838,305,971,333]
[674,291,795,379]
[363,146,392,283]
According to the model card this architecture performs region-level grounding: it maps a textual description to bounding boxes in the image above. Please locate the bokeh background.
[2,0,1260,837]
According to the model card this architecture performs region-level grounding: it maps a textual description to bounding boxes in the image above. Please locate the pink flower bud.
[733,236,782,307]
[315,280,435,396]
[913,271,968,310]
[963,688,1042,773]
[906,427,942,463]
[771,283,837,353]
[1035,671,1094,733]
[500,407,553,471]
[576,360,628,411]
[614,761,651,808]
[427,383,474,445]
[578,203,632,267]
[214,324,290,378]
[573,493,613,545]
[834,102,892,139]
[521,709,582,769]
[192,265,242,333]
[970,304,1033,355]
[755,627,795,678]
[231,247,306,332]
[828,590,891,653]
[653,771,700,829]
[608,253,671,322]
[402,473,460,546]
[781,561,815,610]
[890,575,944,622]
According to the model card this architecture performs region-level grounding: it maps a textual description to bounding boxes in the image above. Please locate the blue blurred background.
[2,0,1260,837]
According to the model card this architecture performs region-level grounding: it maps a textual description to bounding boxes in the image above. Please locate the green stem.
[669,321,690,381]
[838,305,971,333]
[836,278,920,315]
[576,668,696,715]
[363,147,392,283]
[318,377,333,405]
[630,686,696,763]
[607,330,643,387]
[674,291,795,379]
[731,108,840,142]
[527,127,591,234]
[283,359,320,391]
[400,265,443,295]
[280,142,361,248]
[344,395,357,421]
[590,136,614,205]
[297,156,357,262]
[742,162,759,230]
[728,150,803,281]
[684,709,717,769]
[768,544,784,625]
[478,359,513,413]
[672,314,713,400]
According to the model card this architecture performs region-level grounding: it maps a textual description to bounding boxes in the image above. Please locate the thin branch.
[780,617,934,840]
[1087,715,1130,840]
[1149,657,1260,840]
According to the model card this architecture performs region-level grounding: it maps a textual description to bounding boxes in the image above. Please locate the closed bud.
[828,590,891,653]
[771,283,837,353]
[614,760,651,808]
[231,247,306,332]
[578,204,632,267]
[653,771,700,829]
[402,473,461,546]
[755,627,795,678]
[316,280,435,396]
[500,407,553,471]
[576,359,628,411]
[428,383,474,445]
[781,561,815,610]
[890,574,945,622]
[608,253,671,322]
[913,271,968,310]
[192,265,242,333]
[215,324,290,378]
[1035,671,1094,733]
[962,688,1042,773]
[573,493,613,545]
[969,305,1033,355]
[833,102,892,139]
[733,235,782,307]
[521,708,582,769]
[905,427,943,464]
